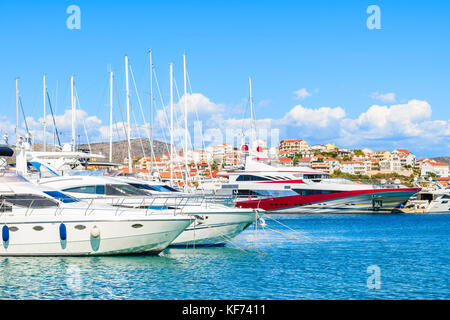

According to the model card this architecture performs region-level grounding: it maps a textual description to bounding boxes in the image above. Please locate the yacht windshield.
[0,194,59,208]
[154,185,180,193]
[105,184,148,196]
[129,183,179,193]
[44,191,80,203]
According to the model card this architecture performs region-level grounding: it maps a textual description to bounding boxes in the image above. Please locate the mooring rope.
[263,215,321,246]
[199,220,272,259]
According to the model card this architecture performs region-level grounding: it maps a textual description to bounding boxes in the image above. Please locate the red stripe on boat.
[258,179,303,184]
[235,188,420,210]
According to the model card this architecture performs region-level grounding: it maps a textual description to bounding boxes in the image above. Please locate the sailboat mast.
[249,76,254,151]
[71,75,76,152]
[43,74,47,152]
[183,53,189,189]
[169,62,174,186]
[54,80,58,148]
[15,78,19,142]
[109,70,113,163]
[149,49,154,176]
[125,55,132,173]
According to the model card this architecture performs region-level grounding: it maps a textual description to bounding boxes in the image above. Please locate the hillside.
[432,157,450,165]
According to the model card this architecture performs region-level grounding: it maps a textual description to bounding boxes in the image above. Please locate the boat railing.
[0,196,187,217]
[309,177,408,189]
[65,193,238,211]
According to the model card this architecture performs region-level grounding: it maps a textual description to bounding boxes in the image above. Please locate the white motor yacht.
[212,157,420,214]
[0,143,193,256]
[396,187,450,214]
[0,172,192,256]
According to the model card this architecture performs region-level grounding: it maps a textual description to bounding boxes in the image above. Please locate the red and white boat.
[216,157,420,214]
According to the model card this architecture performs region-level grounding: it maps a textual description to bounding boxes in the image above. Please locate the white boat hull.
[0,216,192,256]
[170,209,260,246]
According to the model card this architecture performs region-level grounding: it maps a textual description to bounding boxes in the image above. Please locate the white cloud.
[174,93,225,115]
[341,100,432,139]
[23,109,103,144]
[281,104,346,128]
[293,88,312,100]
[370,92,396,103]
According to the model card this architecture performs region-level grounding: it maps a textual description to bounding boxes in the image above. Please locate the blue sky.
[0,0,449,157]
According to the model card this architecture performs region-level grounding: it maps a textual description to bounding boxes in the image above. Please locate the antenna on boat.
[169,62,174,187]
[125,55,132,173]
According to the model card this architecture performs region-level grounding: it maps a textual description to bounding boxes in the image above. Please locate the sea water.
[0,213,448,300]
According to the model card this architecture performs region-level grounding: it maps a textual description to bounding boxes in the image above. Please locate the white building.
[340,161,367,175]
[421,161,449,177]
[310,144,327,152]
[391,149,416,167]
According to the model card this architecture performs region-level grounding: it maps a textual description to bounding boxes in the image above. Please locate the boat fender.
[2,225,9,242]
[59,223,67,241]
[91,225,100,238]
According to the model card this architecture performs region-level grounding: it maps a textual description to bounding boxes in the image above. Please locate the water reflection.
[0,214,449,299]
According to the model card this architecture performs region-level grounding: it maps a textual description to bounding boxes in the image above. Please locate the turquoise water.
[0,214,449,300]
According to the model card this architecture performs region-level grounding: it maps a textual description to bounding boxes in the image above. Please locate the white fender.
[91,225,100,238]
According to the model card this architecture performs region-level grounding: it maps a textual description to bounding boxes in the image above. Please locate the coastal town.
[124,138,449,187]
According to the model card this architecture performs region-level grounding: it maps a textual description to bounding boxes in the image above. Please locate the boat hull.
[170,209,261,246]
[0,217,192,256]
[236,188,420,214]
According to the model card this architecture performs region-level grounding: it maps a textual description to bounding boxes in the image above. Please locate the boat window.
[303,174,325,180]
[63,185,96,194]
[419,193,434,202]
[95,185,105,195]
[236,175,271,182]
[0,203,12,212]
[129,183,160,192]
[153,185,180,192]
[292,189,343,196]
[234,189,296,197]
[105,184,147,196]
[0,194,59,208]
[235,189,263,196]
[129,183,180,193]
[44,191,80,203]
